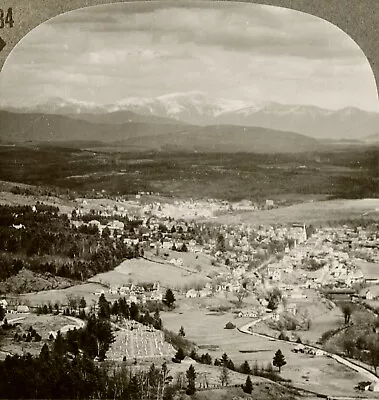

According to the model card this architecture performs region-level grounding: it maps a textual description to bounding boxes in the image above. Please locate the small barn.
[224,321,236,330]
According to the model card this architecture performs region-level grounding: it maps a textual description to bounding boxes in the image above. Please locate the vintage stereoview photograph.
[0,1,378,399]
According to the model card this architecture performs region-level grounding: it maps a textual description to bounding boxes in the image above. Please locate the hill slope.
[0,110,183,143]
[364,132,379,143]
[0,110,319,153]
[120,124,319,153]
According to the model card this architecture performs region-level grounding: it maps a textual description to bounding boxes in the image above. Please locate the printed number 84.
[0,8,14,29]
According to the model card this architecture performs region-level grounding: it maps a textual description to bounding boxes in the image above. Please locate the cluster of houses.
[0,299,30,314]
[95,282,164,304]
[70,198,377,316]
[263,227,377,293]
[292,344,325,357]
[185,284,213,298]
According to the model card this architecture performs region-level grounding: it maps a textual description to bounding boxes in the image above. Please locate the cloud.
[0,2,377,111]
[43,4,362,62]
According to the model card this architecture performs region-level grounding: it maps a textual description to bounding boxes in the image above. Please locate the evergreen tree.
[79,297,87,310]
[163,289,176,308]
[0,305,5,322]
[181,243,188,252]
[273,349,286,373]
[221,352,229,365]
[39,343,50,363]
[153,310,162,330]
[240,360,251,375]
[226,359,235,371]
[53,331,65,358]
[243,375,253,394]
[178,326,186,337]
[130,302,139,320]
[189,349,198,361]
[175,347,185,361]
[98,293,110,319]
[186,364,196,395]
[200,353,212,365]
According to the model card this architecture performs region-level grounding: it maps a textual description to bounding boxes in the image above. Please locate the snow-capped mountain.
[0,96,110,115]
[2,92,379,140]
[113,91,247,125]
[215,102,379,139]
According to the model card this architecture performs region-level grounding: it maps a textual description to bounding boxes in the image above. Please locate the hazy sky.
[0,1,378,111]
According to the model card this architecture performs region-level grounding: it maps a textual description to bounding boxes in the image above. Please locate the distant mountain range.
[0,110,319,153]
[3,92,379,140]
[364,132,379,143]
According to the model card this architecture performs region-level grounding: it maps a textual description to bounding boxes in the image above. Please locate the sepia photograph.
[0,1,378,399]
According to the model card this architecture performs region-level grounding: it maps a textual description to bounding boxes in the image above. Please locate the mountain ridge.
[0,109,319,153]
[2,93,378,140]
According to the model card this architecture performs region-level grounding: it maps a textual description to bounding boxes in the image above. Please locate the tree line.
[0,205,140,285]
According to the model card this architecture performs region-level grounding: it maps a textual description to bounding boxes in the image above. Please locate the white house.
[16,305,30,313]
[369,382,379,392]
[272,312,280,322]
[149,291,163,301]
[286,303,297,315]
[365,289,375,300]
[186,289,198,298]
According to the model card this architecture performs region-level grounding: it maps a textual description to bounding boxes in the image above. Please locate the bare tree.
[340,302,354,324]
[66,294,79,313]
[235,287,249,305]
[219,365,230,387]
[365,334,379,374]
[175,372,185,390]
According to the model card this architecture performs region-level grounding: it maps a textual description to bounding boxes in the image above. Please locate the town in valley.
[0,1,379,399]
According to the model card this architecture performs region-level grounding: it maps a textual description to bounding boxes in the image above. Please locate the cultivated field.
[107,321,175,361]
[161,309,377,397]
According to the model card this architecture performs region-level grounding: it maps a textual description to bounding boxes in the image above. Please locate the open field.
[289,307,344,345]
[206,198,379,226]
[89,258,211,289]
[21,282,107,307]
[161,309,378,397]
[356,260,379,279]
[252,305,344,346]
[146,250,229,278]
